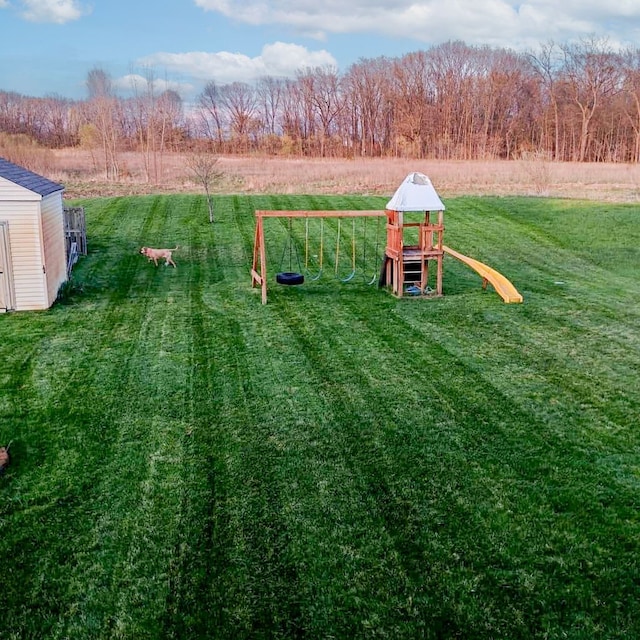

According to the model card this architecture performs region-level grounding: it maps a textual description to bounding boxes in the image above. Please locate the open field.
[51,149,640,202]
[1,193,639,638]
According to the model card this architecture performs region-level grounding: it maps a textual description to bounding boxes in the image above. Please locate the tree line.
[3,37,640,180]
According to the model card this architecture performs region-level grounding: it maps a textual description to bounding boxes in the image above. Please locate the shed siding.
[0,200,47,309]
[0,176,41,202]
[41,192,67,305]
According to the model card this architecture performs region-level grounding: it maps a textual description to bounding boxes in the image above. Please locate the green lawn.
[1,193,639,639]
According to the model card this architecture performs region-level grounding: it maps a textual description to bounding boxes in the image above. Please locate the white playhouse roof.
[386,172,445,211]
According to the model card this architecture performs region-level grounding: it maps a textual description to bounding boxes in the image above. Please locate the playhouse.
[0,158,67,311]
[380,171,446,297]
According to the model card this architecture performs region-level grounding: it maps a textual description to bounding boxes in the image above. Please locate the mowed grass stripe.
[36,200,191,637]
[230,294,421,636]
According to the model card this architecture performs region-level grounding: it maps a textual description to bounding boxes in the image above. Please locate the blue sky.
[1,0,640,102]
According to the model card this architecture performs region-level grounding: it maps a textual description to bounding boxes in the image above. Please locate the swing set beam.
[251,210,384,304]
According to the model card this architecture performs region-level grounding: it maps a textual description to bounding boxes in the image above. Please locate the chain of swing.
[276,216,382,286]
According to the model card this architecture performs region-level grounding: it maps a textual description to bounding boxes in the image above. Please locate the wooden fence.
[63,206,87,276]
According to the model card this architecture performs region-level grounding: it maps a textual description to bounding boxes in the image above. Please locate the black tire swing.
[277,271,304,285]
[276,217,305,286]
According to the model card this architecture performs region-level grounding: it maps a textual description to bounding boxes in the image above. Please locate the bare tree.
[257,76,284,136]
[0,91,24,136]
[39,94,77,147]
[391,51,434,158]
[83,67,121,179]
[279,79,305,153]
[157,89,185,152]
[561,37,623,162]
[528,42,564,160]
[302,66,344,157]
[197,81,226,149]
[293,72,319,153]
[620,49,640,162]
[186,152,223,222]
[219,82,258,152]
[130,67,163,183]
[474,48,535,159]
[344,57,393,156]
[87,67,113,99]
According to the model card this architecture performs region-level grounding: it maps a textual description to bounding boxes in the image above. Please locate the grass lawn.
[1,193,639,639]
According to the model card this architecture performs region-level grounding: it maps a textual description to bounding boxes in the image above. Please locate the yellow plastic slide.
[443,246,523,303]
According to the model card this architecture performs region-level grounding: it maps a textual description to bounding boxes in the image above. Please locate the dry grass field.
[51,148,640,202]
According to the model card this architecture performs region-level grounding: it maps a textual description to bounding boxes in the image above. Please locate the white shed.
[0,157,67,312]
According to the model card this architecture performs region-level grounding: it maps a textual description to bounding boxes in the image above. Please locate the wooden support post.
[436,210,444,295]
[251,214,268,304]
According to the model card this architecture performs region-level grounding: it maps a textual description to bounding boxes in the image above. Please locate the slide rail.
[443,245,523,303]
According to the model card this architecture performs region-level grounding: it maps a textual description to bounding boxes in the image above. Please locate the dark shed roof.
[0,157,64,197]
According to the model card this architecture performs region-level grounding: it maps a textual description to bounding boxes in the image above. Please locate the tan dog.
[140,245,178,267]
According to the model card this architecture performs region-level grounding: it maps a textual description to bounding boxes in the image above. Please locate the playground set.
[251,172,523,305]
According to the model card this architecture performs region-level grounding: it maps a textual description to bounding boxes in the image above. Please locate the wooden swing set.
[251,210,384,304]
[251,207,445,304]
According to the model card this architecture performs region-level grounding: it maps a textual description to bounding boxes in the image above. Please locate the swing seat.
[276,271,305,286]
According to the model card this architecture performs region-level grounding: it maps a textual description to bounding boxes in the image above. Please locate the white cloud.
[0,0,9,8]
[192,0,640,49]
[19,0,88,23]
[137,42,337,85]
